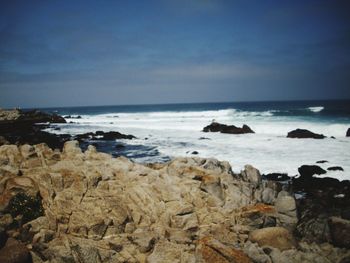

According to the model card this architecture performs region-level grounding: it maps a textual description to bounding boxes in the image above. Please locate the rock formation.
[0,142,349,262]
[203,122,254,134]
[287,129,326,139]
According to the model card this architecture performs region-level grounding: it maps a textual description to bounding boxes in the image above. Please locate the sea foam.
[51,108,350,180]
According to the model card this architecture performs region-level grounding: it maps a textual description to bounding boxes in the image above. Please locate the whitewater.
[46,102,350,181]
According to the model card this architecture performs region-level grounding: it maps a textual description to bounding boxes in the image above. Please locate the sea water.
[41,100,350,180]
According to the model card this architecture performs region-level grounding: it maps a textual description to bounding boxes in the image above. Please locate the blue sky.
[0,0,349,108]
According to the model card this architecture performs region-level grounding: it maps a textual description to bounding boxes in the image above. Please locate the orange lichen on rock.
[240,203,276,215]
[197,237,252,263]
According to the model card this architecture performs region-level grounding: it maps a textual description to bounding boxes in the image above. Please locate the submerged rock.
[203,122,254,134]
[287,129,326,139]
[347,128,350,137]
[327,166,344,171]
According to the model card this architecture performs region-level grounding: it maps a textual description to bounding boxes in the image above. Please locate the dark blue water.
[40,100,350,123]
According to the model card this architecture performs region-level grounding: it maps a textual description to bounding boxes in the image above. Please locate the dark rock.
[203,122,254,134]
[198,137,210,140]
[0,238,31,263]
[347,128,350,137]
[263,173,290,181]
[75,131,135,141]
[0,109,69,150]
[328,217,350,248]
[115,144,125,149]
[191,151,199,155]
[0,136,9,146]
[331,136,336,139]
[298,165,326,178]
[328,166,344,171]
[6,193,44,225]
[316,160,328,164]
[0,228,7,249]
[287,129,325,139]
[98,131,135,140]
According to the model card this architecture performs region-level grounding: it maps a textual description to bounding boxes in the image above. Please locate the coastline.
[0,109,349,262]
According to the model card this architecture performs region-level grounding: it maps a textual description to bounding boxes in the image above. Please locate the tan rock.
[249,227,296,251]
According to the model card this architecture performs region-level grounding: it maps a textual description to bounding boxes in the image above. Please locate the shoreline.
[0,108,349,262]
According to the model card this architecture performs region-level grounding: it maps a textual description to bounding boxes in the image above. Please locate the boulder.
[203,122,254,134]
[347,128,350,137]
[249,227,296,251]
[287,129,325,139]
[275,193,298,230]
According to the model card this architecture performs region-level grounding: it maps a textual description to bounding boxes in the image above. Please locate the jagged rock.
[287,129,326,139]
[0,238,31,263]
[243,241,271,263]
[241,165,262,187]
[203,122,254,134]
[249,227,296,251]
[0,142,349,262]
[238,204,276,230]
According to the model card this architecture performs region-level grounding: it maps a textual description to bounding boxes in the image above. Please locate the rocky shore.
[0,109,349,262]
[0,141,349,263]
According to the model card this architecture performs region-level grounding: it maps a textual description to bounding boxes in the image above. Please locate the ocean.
[42,100,350,180]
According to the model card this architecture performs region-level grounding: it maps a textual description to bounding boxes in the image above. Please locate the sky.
[0,0,350,108]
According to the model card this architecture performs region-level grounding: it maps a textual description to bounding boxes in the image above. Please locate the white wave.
[308,106,324,113]
[48,107,350,181]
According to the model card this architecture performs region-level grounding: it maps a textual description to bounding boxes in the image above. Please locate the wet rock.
[249,227,296,251]
[0,238,31,263]
[287,129,326,139]
[75,131,135,141]
[191,151,199,155]
[298,165,326,177]
[327,166,344,171]
[263,173,290,181]
[316,160,328,164]
[347,128,350,137]
[203,122,254,134]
